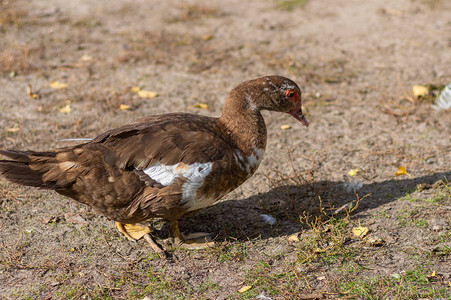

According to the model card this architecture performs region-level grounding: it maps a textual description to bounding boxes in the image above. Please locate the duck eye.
[285,90,296,98]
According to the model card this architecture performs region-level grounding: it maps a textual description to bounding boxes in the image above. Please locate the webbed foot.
[115,222,166,257]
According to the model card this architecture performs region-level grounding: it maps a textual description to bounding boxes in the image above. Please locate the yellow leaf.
[287,232,300,242]
[188,103,209,109]
[430,271,436,277]
[382,8,404,16]
[348,169,359,176]
[131,86,141,93]
[352,226,369,237]
[395,166,409,177]
[119,104,130,110]
[80,55,93,62]
[138,90,159,98]
[412,85,428,97]
[238,285,252,293]
[27,84,40,99]
[50,81,68,89]
[7,127,20,133]
[201,34,213,41]
[59,104,71,113]
[280,124,291,130]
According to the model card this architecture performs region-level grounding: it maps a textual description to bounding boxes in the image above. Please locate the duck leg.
[115,222,165,257]
[167,219,215,249]
[167,219,183,246]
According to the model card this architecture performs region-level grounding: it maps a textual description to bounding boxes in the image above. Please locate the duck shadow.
[178,171,450,242]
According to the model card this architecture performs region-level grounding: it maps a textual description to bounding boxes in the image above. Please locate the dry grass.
[166,3,222,23]
[0,0,28,27]
[0,45,42,75]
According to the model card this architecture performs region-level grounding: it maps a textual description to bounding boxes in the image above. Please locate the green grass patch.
[211,242,247,263]
[275,0,309,10]
[336,261,449,299]
[237,260,309,298]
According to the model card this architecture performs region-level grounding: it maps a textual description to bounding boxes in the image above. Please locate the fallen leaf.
[287,232,300,242]
[80,55,93,62]
[26,84,40,99]
[131,86,141,93]
[412,85,428,97]
[50,81,68,89]
[59,104,71,113]
[138,90,159,98]
[7,127,20,133]
[280,124,291,130]
[188,103,209,109]
[201,34,213,41]
[238,285,252,293]
[352,226,369,237]
[119,104,130,110]
[430,270,436,277]
[395,166,410,177]
[348,169,359,176]
[381,8,404,16]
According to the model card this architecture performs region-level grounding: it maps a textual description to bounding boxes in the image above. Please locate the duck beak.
[289,106,309,127]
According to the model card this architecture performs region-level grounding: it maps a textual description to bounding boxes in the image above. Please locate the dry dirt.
[0,0,450,299]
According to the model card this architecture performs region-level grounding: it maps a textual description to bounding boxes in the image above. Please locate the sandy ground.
[0,0,450,298]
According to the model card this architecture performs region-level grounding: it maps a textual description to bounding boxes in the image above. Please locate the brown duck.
[0,75,309,255]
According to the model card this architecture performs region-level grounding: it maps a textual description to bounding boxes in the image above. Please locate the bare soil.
[0,0,450,299]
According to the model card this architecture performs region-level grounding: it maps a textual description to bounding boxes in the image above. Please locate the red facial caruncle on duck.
[285,89,309,127]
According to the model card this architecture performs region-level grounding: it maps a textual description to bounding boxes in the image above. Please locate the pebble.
[428,218,447,231]
[367,236,385,247]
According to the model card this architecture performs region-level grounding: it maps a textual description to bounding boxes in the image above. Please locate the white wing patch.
[142,161,214,208]
[140,148,264,212]
[180,162,213,202]
[142,162,180,186]
[142,161,213,187]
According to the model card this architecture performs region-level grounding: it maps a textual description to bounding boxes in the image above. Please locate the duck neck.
[219,94,267,155]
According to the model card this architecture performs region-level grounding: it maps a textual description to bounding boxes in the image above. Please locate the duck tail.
[0,149,78,189]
